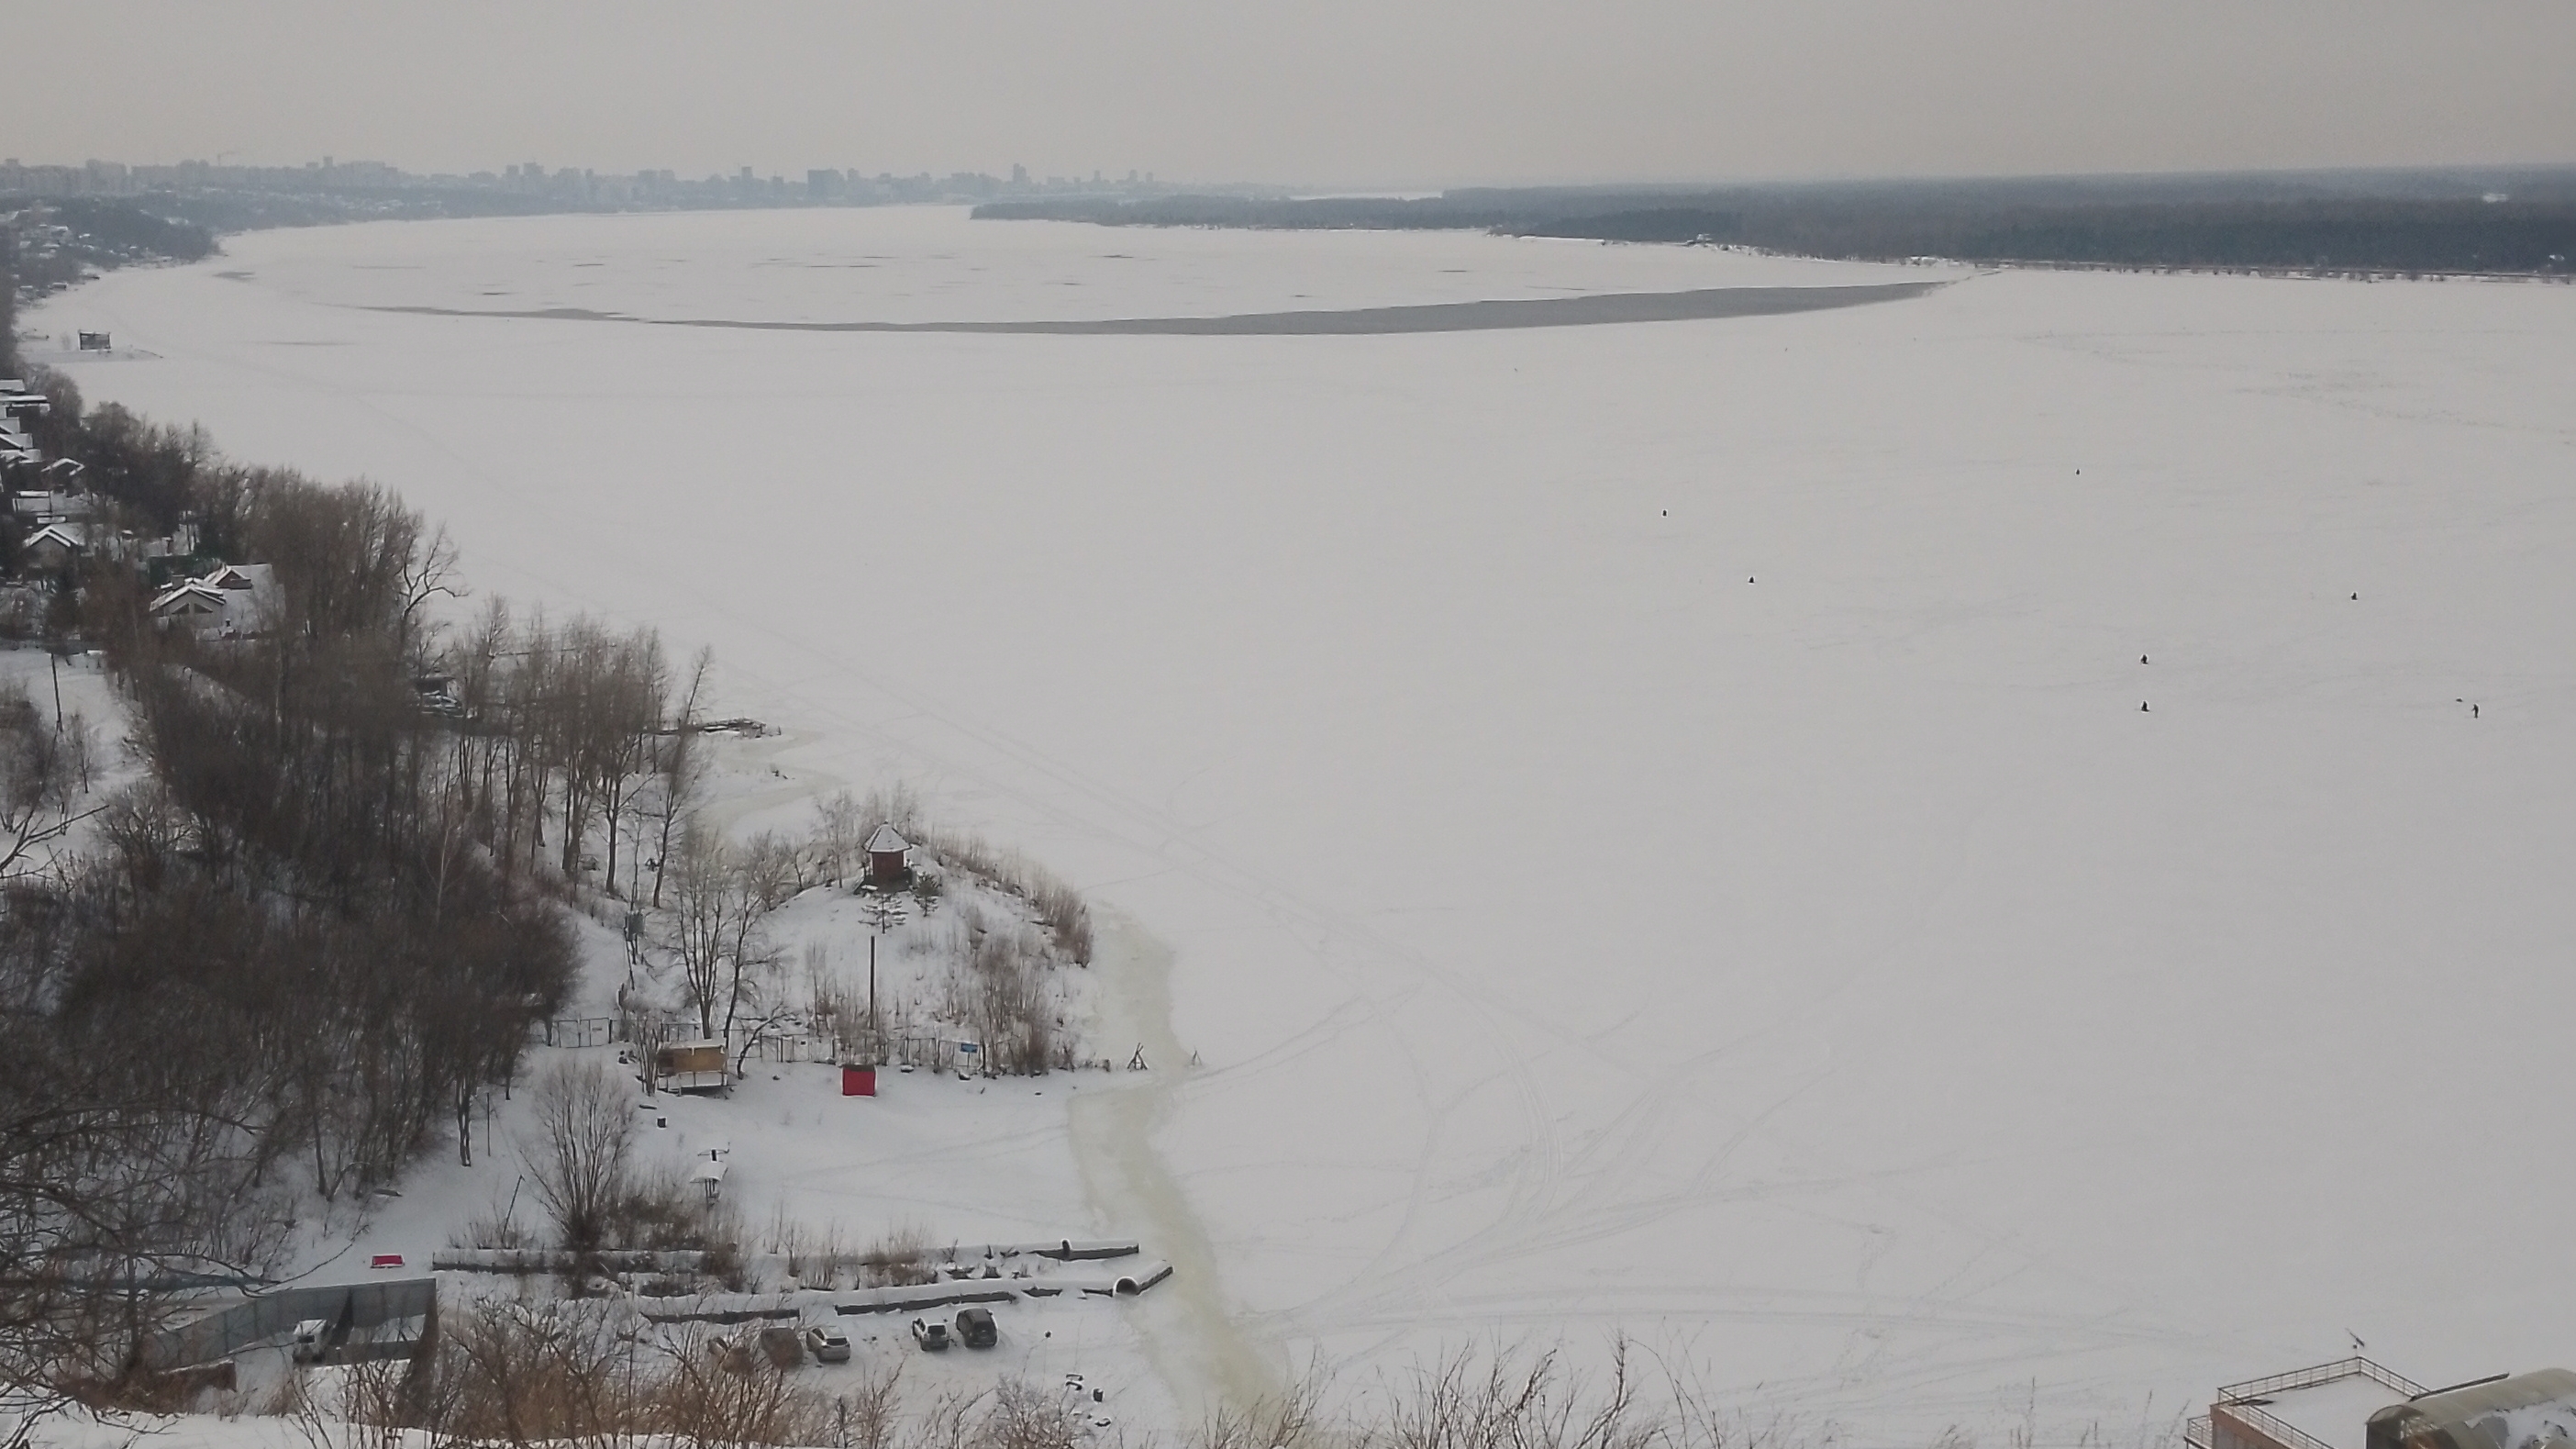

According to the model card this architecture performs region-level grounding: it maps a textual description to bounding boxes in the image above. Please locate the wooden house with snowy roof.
[149,580,226,632]
[0,381,48,442]
[0,382,51,490]
[22,521,90,573]
[149,562,277,639]
[865,823,914,885]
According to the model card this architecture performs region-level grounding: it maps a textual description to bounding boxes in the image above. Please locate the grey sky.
[8,1,2572,185]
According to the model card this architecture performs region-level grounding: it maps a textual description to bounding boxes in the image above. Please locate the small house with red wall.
[865,824,913,885]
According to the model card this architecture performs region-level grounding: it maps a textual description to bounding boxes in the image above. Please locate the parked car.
[290,1319,330,1364]
[911,1318,950,1352]
[757,1325,804,1369]
[953,1308,997,1349]
[805,1322,851,1364]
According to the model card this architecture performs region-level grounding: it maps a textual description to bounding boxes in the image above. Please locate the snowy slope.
[33,207,2576,1444]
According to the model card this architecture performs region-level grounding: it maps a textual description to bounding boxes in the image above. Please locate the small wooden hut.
[865,824,913,885]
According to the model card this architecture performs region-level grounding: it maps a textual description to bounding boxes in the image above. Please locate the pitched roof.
[150,582,224,615]
[865,823,911,853]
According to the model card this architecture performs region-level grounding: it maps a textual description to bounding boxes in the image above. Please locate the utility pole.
[868,934,878,1064]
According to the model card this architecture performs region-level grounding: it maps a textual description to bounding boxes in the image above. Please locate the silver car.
[805,1322,851,1364]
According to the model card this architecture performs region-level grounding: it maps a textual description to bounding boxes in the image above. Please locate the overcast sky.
[8,1,2573,186]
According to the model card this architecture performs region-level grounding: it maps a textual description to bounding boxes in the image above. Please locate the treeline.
[976,170,2576,275]
[0,470,594,1403]
[1,197,217,296]
[18,198,217,264]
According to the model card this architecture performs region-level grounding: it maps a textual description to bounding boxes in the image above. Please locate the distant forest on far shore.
[975,167,2576,277]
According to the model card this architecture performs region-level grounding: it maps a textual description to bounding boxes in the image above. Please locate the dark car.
[953,1308,997,1349]
[756,1325,804,1369]
[911,1318,949,1352]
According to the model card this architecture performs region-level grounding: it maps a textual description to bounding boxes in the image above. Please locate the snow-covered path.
[34,207,2576,1443]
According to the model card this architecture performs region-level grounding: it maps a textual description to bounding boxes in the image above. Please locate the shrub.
[856,1221,942,1288]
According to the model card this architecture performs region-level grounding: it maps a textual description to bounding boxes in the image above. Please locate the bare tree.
[727,946,799,1078]
[518,1059,633,1254]
[0,683,103,883]
[650,647,713,909]
[658,829,772,1042]
[0,973,294,1428]
[815,791,865,885]
[595,630,666,897]
[394,521,461,663]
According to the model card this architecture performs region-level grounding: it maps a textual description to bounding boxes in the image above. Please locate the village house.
[0,383,51,490]
[148,579,226,633]
[23,518,199,574]
[20,521,90,572]
[8,491,94,525]
[148,561,277,639]
[0,384,98,529]
[0,380,47,448]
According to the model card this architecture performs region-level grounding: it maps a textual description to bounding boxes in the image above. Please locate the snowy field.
[32,207,2576,1444]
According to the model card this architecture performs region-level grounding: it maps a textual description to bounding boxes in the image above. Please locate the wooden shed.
[652,1039,727,1093]
[865,823,913,885]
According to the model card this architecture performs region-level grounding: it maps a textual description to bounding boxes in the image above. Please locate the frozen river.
[35,207,2576,1443]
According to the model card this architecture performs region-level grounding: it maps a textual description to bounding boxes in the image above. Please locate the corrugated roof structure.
[2369,1371,2576,1449]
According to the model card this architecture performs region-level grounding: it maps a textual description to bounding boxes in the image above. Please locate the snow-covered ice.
[33,206,2576,1443]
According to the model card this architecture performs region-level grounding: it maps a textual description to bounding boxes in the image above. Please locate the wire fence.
[531,1011,990,1075]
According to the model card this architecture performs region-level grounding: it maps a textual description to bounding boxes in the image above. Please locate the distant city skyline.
[6,2,2573,189]
[0,155,1182,202]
